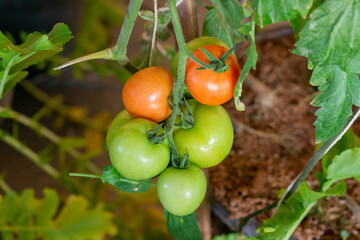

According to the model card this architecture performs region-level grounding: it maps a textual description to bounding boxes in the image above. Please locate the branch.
[19,81,107,133]
[0,106,101,174]
[0,129,59,179]
[149,0,158,66]
[0,179,13,194]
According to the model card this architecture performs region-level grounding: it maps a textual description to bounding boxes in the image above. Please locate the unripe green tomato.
[170,37,230,75]
[106,109,134,148]
[157,164,207,216]
[173,99,234,168]
[108,118,170,180]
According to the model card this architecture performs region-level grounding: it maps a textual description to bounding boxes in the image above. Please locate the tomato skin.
[185,45,240,105]
[157,164,207,216]
[171,37,230,75]
[122,66,173,123]
[105,109,133,148]
[173,99,234,168]
[108,118,170,180]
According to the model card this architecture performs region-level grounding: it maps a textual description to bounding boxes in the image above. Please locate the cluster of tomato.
[105,37,240,216]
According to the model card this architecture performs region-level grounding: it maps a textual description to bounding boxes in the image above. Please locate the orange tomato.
[122,66,173,122]
[185,45,240,105]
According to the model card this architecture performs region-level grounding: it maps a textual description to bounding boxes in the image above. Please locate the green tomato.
[173,99,234,168]
[170,37,230,75]
[157,164,206,216]
[108,118,170,180]
[106,109,134,148]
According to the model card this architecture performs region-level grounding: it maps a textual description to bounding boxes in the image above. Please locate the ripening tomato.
[122,66,173,123]
[157,164,207,216]
[108,118,170,180]
[185,45,240,105]
[173,99,234,168]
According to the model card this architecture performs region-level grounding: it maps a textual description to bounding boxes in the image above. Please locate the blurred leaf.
[203,0,246,46]
[163,210,202,240]
[0,108,14,119]
[212,233,239,240]
[0,189,116,240]
[0,23,72,98]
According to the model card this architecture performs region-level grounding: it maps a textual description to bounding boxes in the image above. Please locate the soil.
[209,36,360,239]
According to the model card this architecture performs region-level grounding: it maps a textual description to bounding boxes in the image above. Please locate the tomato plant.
[185,45,240,105]
[157,164,207,216]
[173,99,234,168]
[122,66,173,123]
[108,118,170,180]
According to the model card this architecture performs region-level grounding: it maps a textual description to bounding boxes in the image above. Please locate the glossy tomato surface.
[173,99,234,168]
[170,37,229,75]
[105,109,133,148]
[157,164,206,216]
[108,118,170,180]
[185,45,240,105]
[122,66,173,123]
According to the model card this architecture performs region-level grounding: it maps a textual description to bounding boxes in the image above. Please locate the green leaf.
[202,9,233,47]
[102,166,154,193]
[234,21,257,111]
[326,148,360,182]
[310,65,360,143]
[251,0,313,28]
[1,188,116,240]
[0,108,14,119]
[293,0,360,71]
[321,129,360,175]
[257,181,346,239]
[212,233,239,240]
[163,210,202,240]
[2,71,28,98]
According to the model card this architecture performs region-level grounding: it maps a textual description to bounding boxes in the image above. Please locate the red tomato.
[185,45,240,105]
[122,66,173,122]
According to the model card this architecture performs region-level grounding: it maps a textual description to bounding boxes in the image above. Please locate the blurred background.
[2,1,360,239]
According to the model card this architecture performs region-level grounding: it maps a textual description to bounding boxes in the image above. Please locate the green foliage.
[292,0,360,143]
[163,210,202,240]
[234,21,257,111]
[202,0,246,47]
[250,0,313,28]
[309,66,360,143]
[101,166,154,193]
[138,10,171,41]
[0,188,116,240]
[250,145,360,239]
[212,233,239,240]
[0,23,72,98]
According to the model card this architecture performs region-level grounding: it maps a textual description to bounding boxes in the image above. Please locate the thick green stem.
[114,0,143,58]
[0,106,100,174]
[0,129,59,179]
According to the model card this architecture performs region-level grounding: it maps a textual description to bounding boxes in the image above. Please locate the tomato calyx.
[194,46,235,74]
[147,123,166,144]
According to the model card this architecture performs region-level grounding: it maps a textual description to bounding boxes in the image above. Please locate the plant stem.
[0,106,101,174]
[0,129,59,179]
[149,0,158,66]
[113,0,143,59]
[276,108,360,211]
[0,179,13,194]
[69,172,102,179]
[20,80,106,133]
[0,54,19,98]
